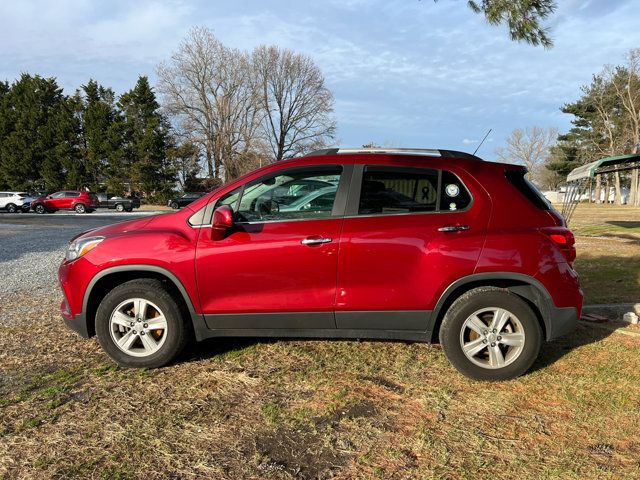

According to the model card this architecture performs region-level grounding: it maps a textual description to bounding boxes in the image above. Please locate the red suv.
[32,190,99,214]
[58,149,582,380]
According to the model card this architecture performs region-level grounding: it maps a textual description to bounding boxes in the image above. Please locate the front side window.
[51,192,65,199]
[233,167,342,223]
[359,167,438,215]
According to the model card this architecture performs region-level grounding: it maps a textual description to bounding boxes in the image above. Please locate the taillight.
[541,227,576,265]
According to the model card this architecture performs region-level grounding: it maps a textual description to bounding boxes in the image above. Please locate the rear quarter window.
[505,170,551,210]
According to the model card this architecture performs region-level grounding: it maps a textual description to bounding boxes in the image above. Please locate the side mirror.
[211,205,233,240]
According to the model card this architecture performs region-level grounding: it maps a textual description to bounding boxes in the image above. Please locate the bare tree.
[156,27,261,181]
[610,49,640,205]
[495,126,558,185]
[252,45,336,160]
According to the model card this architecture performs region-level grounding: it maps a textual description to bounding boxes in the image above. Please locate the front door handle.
[301,237,333,246]
[438,225,470,233]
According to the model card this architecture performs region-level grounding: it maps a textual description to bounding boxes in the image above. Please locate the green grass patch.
[574,255,640,303]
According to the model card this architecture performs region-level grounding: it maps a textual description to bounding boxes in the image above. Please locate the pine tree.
[0,74,67,191]
[119,76,175,200]
[81,79,124,191]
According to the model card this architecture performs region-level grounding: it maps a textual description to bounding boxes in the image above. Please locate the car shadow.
[530,321,616,373]
[180,321,618,375]
[180,336,263,362]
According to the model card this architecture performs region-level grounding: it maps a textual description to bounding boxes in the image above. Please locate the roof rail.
[304,147,482,160]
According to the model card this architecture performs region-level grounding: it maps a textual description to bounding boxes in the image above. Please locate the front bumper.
[61,311,90,338]
[59,257,95,338]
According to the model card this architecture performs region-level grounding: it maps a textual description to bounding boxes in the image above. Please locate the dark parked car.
[31,190,99,214]
[96,193,141,212]
[59,147,582,380]
[168,192,206,209]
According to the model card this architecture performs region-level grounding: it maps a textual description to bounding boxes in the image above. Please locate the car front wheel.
[34,204,46,214]
[439,287,542,381]
[115,203,125,212]
[170,201,179,209]
[95,279,190,368]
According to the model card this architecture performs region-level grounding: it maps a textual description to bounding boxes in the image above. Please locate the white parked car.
[0,191,33,213]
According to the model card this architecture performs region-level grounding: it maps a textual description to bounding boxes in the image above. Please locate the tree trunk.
[595,174,602,204]
[630,168,638,206]
[614,171,622,205]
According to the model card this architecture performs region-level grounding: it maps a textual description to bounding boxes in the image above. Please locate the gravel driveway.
[0,211,162,296]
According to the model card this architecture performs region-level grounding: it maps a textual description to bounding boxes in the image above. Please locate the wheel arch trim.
[81,264,204,338]
[432,272,555,340]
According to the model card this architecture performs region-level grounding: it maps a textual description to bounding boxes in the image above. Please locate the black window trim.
[344,164,473,218]
[189,164,353,227]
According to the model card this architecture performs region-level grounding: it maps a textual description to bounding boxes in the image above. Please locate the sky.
[1,0,639,158]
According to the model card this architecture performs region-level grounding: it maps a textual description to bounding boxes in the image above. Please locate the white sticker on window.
[445,184,460,197]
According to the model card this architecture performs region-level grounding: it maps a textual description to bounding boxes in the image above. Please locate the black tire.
[34,204,46,214]
[115,203,125,212]
[95,279,190,368]
[125,207,133,212]
[439,287,542,381]
[170,201,179,209]
[6,203,17,213]
[74,203,86,214]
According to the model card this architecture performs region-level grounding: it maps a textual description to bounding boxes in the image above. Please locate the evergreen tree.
[0,74,67,191]
[81,79,123,191]
[0,80,11,189]
[119,76,175,200]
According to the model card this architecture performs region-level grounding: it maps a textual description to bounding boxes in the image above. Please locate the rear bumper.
[547,306,579,340]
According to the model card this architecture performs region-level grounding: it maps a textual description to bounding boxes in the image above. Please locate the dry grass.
[1,297,639,479]
[1,204,640,479]
[568,204,640,304]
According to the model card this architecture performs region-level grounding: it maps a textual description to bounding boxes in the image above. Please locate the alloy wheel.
[109,298,168,357]
[459,307,525,369]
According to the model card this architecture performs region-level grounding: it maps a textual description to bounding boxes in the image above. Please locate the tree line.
[0,75,176,200]
[0,28,336,199]
[498,48,640,207]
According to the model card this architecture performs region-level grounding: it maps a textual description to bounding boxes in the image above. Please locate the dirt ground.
[1,204,639,479]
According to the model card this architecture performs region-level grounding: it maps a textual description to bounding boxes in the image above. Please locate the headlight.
[65,236,105,262]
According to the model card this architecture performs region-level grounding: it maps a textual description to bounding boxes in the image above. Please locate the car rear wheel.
[125,206,133,212]
[115,203,125,212]
[170,201,179,209]
[6,203,17,213]
[74,203,86,214]
[95,279,190,368]
[34,204,46,214]
[439,287,542,381]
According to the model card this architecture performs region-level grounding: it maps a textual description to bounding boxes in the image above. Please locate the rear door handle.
[301,237,333,246]
[438,225,470,233]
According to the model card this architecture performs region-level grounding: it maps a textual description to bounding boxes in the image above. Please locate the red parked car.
[32,190,100,214]
[58,148,582,380]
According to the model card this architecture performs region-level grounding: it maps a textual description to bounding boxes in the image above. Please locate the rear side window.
[440,170,472,212]
[358,166,472,215]
[505,170,551,210]
[359,167,438,215]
